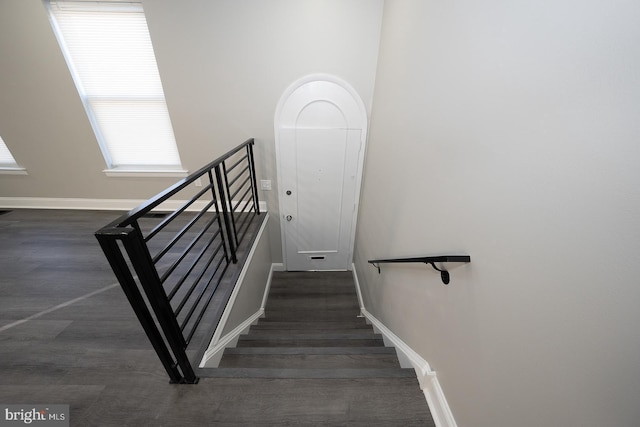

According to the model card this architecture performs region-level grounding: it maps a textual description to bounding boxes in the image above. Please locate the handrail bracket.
[371,262,381,274]
[426,262,450,285]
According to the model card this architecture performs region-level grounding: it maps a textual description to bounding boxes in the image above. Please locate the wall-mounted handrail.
[368,255,470,284]
[95,138,260,384]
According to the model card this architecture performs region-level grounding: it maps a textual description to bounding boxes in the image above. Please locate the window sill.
[0,167,28,175]
[103,168,189,178]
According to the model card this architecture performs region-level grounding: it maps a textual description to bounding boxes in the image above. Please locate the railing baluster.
[214,165,237,263]
[222,161,239,247]
[248,142,260,215]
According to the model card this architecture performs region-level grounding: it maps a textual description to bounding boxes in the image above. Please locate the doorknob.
[286,190,292,195]
[286,215,293,221]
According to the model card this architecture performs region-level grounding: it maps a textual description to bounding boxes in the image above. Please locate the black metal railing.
[95,138,260,384]
[368,255,470,284]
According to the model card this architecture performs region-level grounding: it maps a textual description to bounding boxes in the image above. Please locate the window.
[45,1,186,176]
[0,136,26,175]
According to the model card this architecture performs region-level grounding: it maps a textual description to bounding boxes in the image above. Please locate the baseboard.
[351,265,457,427]
[200,259,280,368]
[261,263,283,309]
[200,308,264,367]
[421,372,458,427]
[0,197,148,211]
[350,262,366,314]
[198,214,270,368]
[0,197,267,213]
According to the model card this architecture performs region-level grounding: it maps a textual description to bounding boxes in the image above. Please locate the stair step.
[218,353,401,369]
[237,332,385,348]
[223,347,396,355]
[268,289,358,296]
[202,367,417,379]
[251,320,370,330]
[268,286,358,293]
[268,293,358,300]
[263,310,362,322]
[245,328,376,337]
[237,339,385,348]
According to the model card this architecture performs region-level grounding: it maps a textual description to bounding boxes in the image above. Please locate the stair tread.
[224,346,396,355]
[254,320,369,329]
[237,339,385,348]
[201,367,417,379]
[219,353,401,369]
[244,330,378,338]
[241,332,381,339]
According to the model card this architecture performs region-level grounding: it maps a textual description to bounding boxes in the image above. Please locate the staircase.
[209,271,435,425]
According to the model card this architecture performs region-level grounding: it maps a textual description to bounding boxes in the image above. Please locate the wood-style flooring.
[0,209,433,426]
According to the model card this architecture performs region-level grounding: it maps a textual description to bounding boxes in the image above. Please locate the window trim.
[103,168,188,178]
[0,168,28,176]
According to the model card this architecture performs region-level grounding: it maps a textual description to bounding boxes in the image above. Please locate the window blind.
[46,1,183,171]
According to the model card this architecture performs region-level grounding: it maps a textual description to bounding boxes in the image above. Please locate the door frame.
[274,74,368,271]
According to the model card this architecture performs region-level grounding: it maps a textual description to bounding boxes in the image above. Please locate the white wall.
[0,0,384,261]
[142,0,383,260]
[354,1,640,426]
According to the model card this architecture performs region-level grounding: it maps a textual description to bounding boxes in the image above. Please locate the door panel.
[280,128,361,270]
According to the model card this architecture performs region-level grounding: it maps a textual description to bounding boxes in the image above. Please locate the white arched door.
[275,75,367,271]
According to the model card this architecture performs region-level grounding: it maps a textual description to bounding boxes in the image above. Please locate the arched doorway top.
[275,74,368,132]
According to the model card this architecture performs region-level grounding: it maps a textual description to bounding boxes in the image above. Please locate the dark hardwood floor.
[0,209,433,426]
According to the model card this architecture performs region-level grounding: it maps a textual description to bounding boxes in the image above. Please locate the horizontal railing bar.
[166,227,222,300]
[174,243,225,316]
[97,138,254,230]
[226,153,249,173]
[235,210,255,244]
[232,187,253,212]
[180,255,227,336]
[151,199,216,264]
[184,262,230,344]
[235,209,253,230]
[229,176,251,201]
[145,183,215,242]
[159,213,220,284]
[226,164,250,189]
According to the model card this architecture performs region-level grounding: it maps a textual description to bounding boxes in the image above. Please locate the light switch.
[260,180,272,191]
